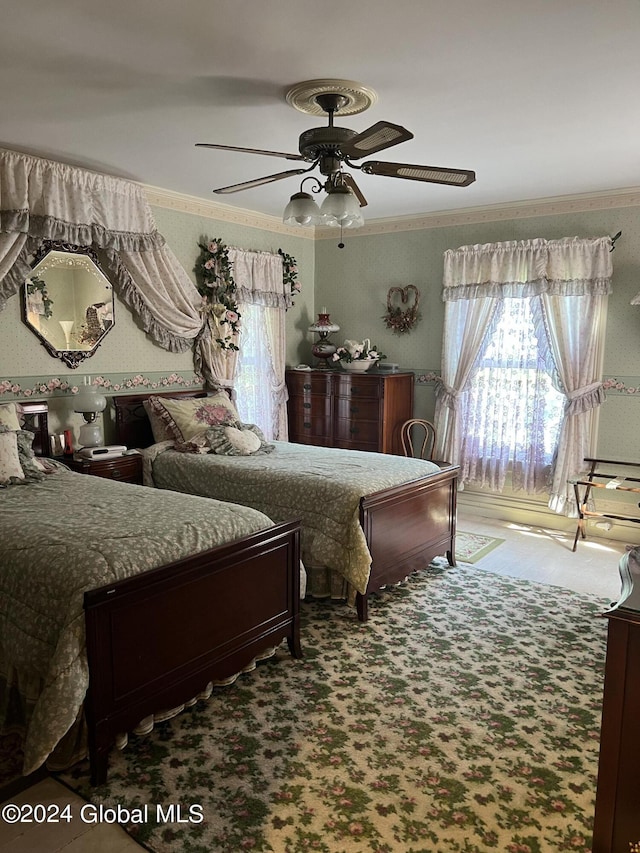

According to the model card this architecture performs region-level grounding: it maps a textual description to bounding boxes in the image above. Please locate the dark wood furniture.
[18,402,302,786]
[285,369,414,455]
[592,550,640,851]
[113,390,459,623]
[572,457,640,551]
[66,453,143,484]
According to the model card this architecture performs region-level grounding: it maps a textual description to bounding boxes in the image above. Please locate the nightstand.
[65,453,143,484]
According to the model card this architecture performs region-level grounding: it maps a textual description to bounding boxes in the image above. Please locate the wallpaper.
[1,190,639,523]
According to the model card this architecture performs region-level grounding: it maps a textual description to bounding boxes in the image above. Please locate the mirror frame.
[22,241,115,369]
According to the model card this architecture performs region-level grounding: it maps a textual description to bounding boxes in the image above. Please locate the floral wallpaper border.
[414,372,640,396]
[0,372,203,400]
[1,371,638,401]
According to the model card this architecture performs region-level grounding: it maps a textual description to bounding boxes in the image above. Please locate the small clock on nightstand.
[65,453,143,485]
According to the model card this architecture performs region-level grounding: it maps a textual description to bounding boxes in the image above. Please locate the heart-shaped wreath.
[383,285,421,334]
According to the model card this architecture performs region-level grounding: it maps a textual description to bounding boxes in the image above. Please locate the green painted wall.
[314,206,640,437]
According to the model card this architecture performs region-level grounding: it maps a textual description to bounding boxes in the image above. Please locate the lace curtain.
[228,248,288,439]
[434,236,613,512]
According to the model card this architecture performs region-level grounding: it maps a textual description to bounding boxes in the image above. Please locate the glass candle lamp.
[308,309,340,369]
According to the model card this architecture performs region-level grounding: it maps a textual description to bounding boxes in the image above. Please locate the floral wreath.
[383,285,421,334]
[278,248,301,301]
[196,240,301,352]
[196,238,241,352]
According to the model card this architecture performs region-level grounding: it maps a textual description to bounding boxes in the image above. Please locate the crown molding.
[144,182,640,241]
[316,187,640,238]
[143,184,315,239]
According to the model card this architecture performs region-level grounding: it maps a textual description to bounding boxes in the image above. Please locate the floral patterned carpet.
[59,560,608,853]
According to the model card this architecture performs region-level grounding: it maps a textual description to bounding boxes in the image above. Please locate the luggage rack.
[572,457,640,551]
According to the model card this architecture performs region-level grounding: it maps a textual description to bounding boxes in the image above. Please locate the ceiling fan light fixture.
[283,191,321,226]
[319,185,364,229]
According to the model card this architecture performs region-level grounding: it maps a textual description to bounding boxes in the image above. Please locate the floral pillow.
[178,421,275,456]
[0,429,24,484]
[15,428,48,481]
[147,393,239,444]
[0,402,21,432]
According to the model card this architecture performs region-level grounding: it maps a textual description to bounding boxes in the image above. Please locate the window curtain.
[434,236,612,512]
[228,248,289,439]
[0,148,227,390]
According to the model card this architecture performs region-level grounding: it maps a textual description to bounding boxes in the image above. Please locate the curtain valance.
[0,148,203,352]
[227,248,288,308]
[443,236,613,301]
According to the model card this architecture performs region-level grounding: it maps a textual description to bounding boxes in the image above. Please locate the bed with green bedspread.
[0,465,284,777]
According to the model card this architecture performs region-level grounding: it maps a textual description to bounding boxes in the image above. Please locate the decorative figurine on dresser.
[592,546,640,852]
[285,367,414,455]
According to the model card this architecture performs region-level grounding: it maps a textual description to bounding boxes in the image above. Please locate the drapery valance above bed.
[0,147,203,353]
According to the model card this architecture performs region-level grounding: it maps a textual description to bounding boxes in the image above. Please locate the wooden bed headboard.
[113,390,208,449]
[18,401,50,457]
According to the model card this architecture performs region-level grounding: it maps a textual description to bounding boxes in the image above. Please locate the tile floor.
[0,508,630,852]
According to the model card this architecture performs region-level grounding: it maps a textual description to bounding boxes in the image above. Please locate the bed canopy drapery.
[0,147,225,386]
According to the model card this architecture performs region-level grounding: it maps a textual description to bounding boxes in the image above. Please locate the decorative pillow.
[15,428,47,481]
[0,402,21,432]
[193,421,275,456]
[143,400,174,443]
[0,429,25,484]
[147,393,239,443]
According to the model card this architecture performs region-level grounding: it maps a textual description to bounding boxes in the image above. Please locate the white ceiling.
[2,0,640,224]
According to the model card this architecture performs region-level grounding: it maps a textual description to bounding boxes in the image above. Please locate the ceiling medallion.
[285,79,378,117]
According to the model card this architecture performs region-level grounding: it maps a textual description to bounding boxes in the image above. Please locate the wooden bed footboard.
[83,520,301,785]
[357,465,459,621]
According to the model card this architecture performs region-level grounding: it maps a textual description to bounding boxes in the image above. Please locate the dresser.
[285,369,414,455]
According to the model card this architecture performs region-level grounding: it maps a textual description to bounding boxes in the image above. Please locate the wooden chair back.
[400,418,437,461]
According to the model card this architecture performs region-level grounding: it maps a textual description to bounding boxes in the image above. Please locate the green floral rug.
[59,561,608,853]
[456,531,505,563]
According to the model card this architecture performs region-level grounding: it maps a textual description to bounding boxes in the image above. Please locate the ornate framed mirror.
[22,241,115,368]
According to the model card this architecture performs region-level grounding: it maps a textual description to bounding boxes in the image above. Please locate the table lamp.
[308,308,340,369]
[73,381,107,447]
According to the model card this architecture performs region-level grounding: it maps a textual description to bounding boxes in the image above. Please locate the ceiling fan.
[196,80,475,226]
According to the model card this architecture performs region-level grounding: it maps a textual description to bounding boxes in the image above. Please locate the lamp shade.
[283,192,322,226]
[308,316,340,334]
[73,385,107,415]
[320,186,364,229]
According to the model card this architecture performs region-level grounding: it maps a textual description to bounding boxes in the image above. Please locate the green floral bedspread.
[0,467,274,775]
[150,442,440,596]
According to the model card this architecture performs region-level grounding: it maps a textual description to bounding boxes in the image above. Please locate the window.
[234,304,276,438]
[435,237,612,511]
[459,296,564,492]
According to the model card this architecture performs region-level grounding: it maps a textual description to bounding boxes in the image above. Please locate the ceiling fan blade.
[361,160,476,186]
[340,121,414,159]
[213,168,308,194]
[342,173,368,208]
[196,142,305,162]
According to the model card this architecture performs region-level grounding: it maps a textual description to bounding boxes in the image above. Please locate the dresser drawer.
[67,453,143,484]
[333,417,381,447]
[333,374,382,399]
[334,397,381,421]
[286,371,333,395]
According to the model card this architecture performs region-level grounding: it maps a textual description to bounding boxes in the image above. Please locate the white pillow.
[0,431,25,482]
[0,403,20,432]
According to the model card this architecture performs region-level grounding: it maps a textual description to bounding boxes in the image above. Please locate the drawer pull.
[350,405,359,413]
[303,383,312,390]
[303,402,311,408]
[349,426,359,434]
[304,421,311,428]
[112,469,122,478]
